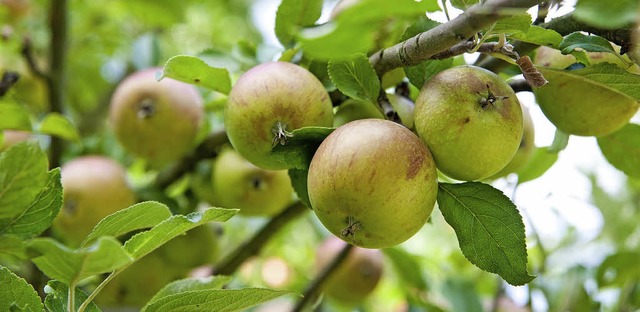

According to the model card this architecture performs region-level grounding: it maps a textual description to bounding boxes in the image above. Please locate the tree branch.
[291,243,354,312]
[20,38,50,82]
[47,0,69,169]
[154,130,229,190]
[369,0,540,76]
[212,201,308,276]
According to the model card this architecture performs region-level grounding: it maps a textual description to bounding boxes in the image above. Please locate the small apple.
[156,224,219,270]
[0,130,32,151]
[109,68,204,166]
[224,61,333,170]
[490,104,535,178]
[308,119,438,249]
[533,46,640,136]
[333,99,383,127]
[316,236,383,305]
[51,156,136,247]
[414,65,523,181]
[211,147,294,216]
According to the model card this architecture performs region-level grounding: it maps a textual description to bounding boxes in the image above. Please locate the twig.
[0,71,20,96]
[212,201,308,276]
[368,0,540,76]
[291,243,354,312]
[154,130,229,190]
[20,38,50,82]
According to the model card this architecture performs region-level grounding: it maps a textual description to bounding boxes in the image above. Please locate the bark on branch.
[369,0,540,76]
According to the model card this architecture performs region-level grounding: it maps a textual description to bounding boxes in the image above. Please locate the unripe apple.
[211,148,294,216]
[156,224,219,270]
[533,46,640,136]
[224,62,333,170]
[51,156,136,247]
[0,130,32,151]
[316,236,383,305]
[109,68,204,166]
[489,104,535,178]
[414,65,523,181]
[333,99,384,127]
[308,119,438,249]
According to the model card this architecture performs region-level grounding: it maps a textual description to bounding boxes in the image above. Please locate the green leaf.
[516,147,559,183]
[491,14,531,36]
[82,201,173,247]
[288,169,311,208]
[559,33,616,55]
[574,0,638,30]
[36,113,81,142]
[510,26,563,48]
[274,0,323,48]
[597,123,640,178]
[28,236,133,285]
[537,63,640,101]
[161,55,231,94]
[270,126,334,170]
[124,207,237,260]
[0,235,26,257]
[44,280,101,312]
[405,59,453,89]
[596,251,640,287]
[400,16,440,41]
[0,102,31,131]
[383,247,428,290]
[146,276,232,307]
[0,169,62,239]
[0,266,44,311]
[450,0,479,9]
[441,278,484,312]
[0,141,49,219]
[328,54,380,104]
[142,288,298,312]
[437,182,534,286]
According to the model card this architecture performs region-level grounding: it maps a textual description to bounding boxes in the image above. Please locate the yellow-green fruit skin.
[224,62,333,170]
[51,156,136,247]
[333,99,384,127]
[491,105,535,178]
[308,119,438,249]
[316,236,383,305]
[533,46,640,137]
[414,65,523,181]
[109,68,204,165]
[212,148,294,216]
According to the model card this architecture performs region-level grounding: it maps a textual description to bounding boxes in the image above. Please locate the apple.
[51,156,136,247]
[224,61,333,170]
[211,147,294,216]
[109,68,204,166]
[414,65,523,181]
[333,99,383,127]
[0,130,32,151]
[533,46,640,136]
[156,224,219,270]
[490,104,535,178]
[308,119,438,249]
[316,236,383,305]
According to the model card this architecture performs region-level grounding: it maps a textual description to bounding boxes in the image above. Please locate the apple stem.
[291,243,354,312]
[271,121,294,147]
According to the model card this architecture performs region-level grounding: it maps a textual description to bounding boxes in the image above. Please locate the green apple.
[333,99,383,127]
[414,65,523,181]
[224,61,333,170]
[316,236,383,305]
[308,119,438,249]
[109,68,204,166]
[0,130,32,151]
[96,252,183,308]
[212,147,294,216]
[533,46,640,137]
[156,224,219,270]
[387,93,415,129]
[51,156,136,247]
[490,104,535,178]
